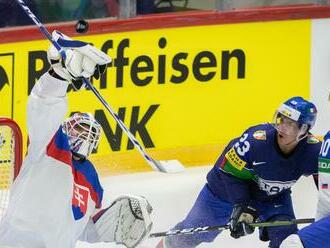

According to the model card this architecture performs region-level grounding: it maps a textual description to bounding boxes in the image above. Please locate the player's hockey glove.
[229,203,258,239]
[47,30,111,90]
[92,195,153,248]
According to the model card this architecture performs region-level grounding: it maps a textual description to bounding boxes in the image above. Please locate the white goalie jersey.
[0,73,104,248]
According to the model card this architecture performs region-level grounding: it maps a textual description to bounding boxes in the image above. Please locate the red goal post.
[0,117,23,221]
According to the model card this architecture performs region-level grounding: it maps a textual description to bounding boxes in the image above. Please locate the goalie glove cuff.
[48,68,66,81]
[47,30,112,89]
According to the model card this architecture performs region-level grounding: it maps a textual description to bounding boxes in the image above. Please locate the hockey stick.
[149,218,315,238]
[15,0,184,173]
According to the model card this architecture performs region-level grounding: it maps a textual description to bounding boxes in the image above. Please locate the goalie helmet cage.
[0,117,23,222]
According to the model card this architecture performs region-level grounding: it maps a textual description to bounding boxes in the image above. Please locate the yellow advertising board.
[0,20,311,174]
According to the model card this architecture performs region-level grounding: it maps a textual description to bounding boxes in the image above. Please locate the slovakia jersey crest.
[71,158,104,221]
[72,183,90,220]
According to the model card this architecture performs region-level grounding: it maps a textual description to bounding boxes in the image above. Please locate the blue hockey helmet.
[273,97,317,141]
[276,96,317,128]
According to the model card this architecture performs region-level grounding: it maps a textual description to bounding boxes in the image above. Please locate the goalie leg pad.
[93,195,153,248]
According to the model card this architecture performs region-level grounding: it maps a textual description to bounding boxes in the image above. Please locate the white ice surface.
[76,165,318,248]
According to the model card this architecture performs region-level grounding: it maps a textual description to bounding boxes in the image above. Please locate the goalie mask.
[273,96,317,141]
[63,112,101,160]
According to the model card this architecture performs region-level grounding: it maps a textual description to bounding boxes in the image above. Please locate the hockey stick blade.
[15,0,186,174]
[155,159,185,173]
[149,218,315,238]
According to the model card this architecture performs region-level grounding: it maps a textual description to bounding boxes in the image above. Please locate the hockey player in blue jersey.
[280,131,330,248]
[157,96,321,248]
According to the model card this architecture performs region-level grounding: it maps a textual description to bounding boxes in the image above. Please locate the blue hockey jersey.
[207,123,321,204]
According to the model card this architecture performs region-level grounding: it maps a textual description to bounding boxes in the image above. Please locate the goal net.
[0,118,22,223]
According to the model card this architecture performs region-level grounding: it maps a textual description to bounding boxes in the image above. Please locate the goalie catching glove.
[92,195,153,248]
[47,30,112,89]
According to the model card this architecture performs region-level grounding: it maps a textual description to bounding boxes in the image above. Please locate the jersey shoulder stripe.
[46,127,72,166]
[219,157,255,180]
[220,123,275,178]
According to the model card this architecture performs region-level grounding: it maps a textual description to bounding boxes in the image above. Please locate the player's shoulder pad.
[307,134,321,144]
[244,123,272,142]
[223,124,270,171]
[252,129,267,141]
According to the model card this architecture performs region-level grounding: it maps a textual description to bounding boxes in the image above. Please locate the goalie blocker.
[91,195,153,248]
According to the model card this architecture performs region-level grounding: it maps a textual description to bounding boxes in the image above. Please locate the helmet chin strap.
[295,124,309,142]
[296,132,308,142]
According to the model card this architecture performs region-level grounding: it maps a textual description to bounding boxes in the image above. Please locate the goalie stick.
[149,218,315,238]
[15,0,185,173]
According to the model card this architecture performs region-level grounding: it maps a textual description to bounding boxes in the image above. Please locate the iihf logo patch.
[253,130,266,140]
[72,183,90,220]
